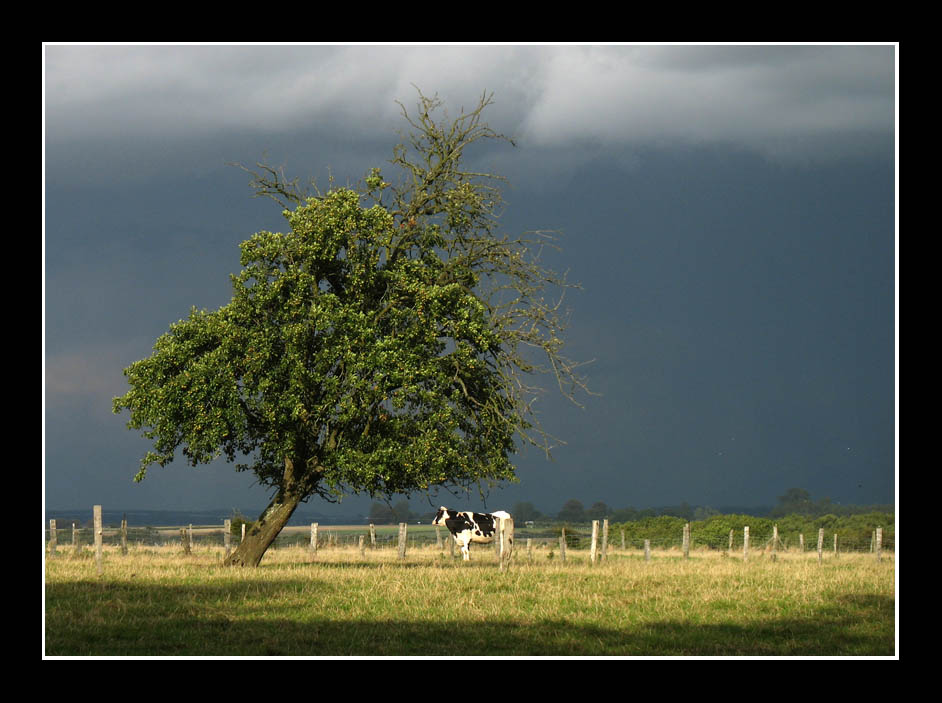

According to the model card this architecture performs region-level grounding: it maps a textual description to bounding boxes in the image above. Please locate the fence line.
[45,508,895,566]
[44,524,894,554]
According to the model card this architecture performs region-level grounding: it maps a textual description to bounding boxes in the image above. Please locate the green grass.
[44,544,896,657]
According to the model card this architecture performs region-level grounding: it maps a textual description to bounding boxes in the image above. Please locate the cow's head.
[431,507,452,526]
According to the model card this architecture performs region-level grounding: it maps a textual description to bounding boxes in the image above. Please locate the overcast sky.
[43,44,897,520]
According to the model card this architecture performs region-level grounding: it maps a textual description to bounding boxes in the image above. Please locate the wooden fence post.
[526,537,532,563]
[590,520,599,565]
[398,522,407,560]
[310,523,318,555]
[72,522,79,556]
[121,515,128,555]
[49,519,57,556]
[559,527,567,562]
[817,528,824,564]
[359,535,366,556]
[93,505,103,575]
[833,533,839,558]
[799,533,805,552]
[743,526,749,561]
[224,519,232,559]
[498,517,507,571]
[241,523,246,543]
[771,524,778,562]
[875,527,883,563]
[682,522,690,559]
[369,523,376,548]
[602,519,609,562]
[728,529,734,556]
[644,539,651,562]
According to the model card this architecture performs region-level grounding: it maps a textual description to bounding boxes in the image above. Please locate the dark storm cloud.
[43,44,896,517]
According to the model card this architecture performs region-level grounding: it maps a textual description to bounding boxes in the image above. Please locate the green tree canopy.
[113,90,589,566]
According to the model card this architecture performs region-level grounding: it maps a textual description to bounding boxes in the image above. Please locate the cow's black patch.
[471,512,496,537]
[444,516,474,534]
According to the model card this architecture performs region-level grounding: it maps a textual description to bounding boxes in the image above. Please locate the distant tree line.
[512,488,892,524]
[367,487,892,528]
[608,511,894,551]
[368,500,416,524]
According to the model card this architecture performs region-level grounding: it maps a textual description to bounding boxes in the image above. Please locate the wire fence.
[44,519,895,554]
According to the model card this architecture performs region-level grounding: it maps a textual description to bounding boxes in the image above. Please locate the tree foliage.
[113,90,589,565]
[557,499,586,523]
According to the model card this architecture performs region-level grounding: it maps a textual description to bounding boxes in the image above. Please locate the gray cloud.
[45,44,895,162]
[519,45,895,161]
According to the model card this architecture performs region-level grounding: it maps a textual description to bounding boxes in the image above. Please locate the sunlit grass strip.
[45,545,895,656]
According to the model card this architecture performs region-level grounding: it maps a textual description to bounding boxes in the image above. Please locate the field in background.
[44,541,896,656]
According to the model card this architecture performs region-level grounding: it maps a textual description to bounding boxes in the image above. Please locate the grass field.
[44,541,896,657]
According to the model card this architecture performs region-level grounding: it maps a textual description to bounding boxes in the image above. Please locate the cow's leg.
[461,538,471,561]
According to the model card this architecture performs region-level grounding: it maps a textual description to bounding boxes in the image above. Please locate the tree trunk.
[224,488,304,567]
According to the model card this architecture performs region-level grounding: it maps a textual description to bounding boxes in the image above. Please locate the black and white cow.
[432,507,514,561]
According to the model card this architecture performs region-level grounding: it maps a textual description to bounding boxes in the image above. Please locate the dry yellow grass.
[45,542,895,656]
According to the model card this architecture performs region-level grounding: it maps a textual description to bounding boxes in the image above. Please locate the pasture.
[44,538,896,657]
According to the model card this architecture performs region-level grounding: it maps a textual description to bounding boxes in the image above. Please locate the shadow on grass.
[45,579,895,657]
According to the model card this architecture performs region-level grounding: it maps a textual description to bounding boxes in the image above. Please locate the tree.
[368,502,396,524]
[391,500,412,523]
[557,499,586,523]
[511,501,542,523]
[587,501,610,520]
[772,487,814,516]
[112,90,589,566]
[693,505,720,521]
